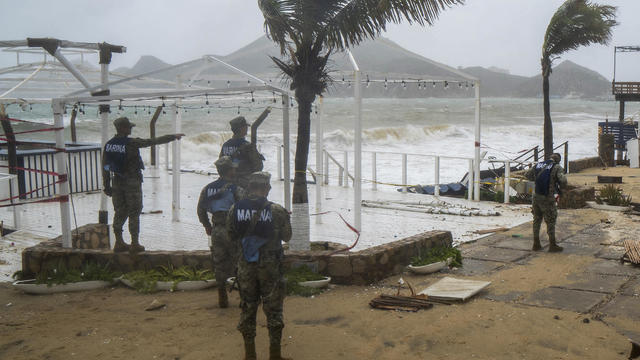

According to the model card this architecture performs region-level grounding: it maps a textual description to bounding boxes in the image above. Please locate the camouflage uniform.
[227,172,291,359]
[196,175,244,304]
[524,158,568,250]
[220,116,264,188]
[103,117,180,252]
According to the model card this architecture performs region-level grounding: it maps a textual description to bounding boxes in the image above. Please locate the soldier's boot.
[218,286,229,308]
[532,237,542,251]
[548,234,563,253]
[243,336,256,360]
[269,330,291,360]
[129,235,145,253]
[112,232,130,252]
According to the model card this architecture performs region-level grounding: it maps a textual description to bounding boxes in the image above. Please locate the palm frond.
[542,0,617,64]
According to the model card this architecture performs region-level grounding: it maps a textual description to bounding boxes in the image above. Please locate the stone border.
[22,227,451,286]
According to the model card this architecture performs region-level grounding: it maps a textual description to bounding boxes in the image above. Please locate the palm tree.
[259,0,464,203]
[541,0,616,159]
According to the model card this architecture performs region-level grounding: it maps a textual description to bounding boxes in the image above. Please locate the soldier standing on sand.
[103,117,184,253]
[524,152,568,252]
[196,156,245,308]
[227,171,292,360]
[220,116,265,188]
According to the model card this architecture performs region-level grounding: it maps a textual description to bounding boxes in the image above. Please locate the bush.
[122,265,214,293]
[284,265,326,297]
[595,184,632,206]
[410,245,462,267]
[13,262,120,287]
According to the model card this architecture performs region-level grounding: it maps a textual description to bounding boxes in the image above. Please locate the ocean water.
[6,97,640,190]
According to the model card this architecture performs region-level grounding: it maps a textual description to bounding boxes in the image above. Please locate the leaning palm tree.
[541,0,617,159]
[259,0,464,203]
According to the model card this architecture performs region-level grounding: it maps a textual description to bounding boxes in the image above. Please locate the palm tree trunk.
[542,64,553,161]
[292,98,312,203]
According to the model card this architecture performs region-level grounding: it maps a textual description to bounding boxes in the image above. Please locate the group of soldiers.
[102,114,291,360]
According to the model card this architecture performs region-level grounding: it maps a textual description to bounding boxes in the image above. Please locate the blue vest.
[534,160,555,196]
[103,136,144,176]
[234,198,274,262]
[202,179,237,214]
[221,137,249,164]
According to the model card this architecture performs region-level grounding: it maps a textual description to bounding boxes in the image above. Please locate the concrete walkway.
[390,207,640,351]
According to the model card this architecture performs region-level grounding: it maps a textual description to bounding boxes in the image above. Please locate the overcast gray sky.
[2,0,639,80]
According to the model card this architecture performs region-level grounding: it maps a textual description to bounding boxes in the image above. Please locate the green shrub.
[122,265,214,293]
[284,265,326,297]
[13,262,120,287]
[596,184,632,206]
[410,245,462,268]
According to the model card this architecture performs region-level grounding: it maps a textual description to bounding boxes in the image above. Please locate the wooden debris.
[369,294,437,312]
[623,239,640,265]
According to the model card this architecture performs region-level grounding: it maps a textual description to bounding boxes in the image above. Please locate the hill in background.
[115,36,612,99]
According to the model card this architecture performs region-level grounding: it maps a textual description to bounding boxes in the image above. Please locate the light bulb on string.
[402,80,406,90]
[205,94,209,105]
[227,80,231,88]
[432,81,436,88]
[366,75,370,88]
[459,82,462,88]
[418,82,422,90]
[347,81,351,88]
[384,77,388,90]
[251,91,255,103]
[444,81,449,90]
[134,106,137,115]
[237,106,240,114]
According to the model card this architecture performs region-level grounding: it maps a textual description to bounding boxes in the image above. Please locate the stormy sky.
[1,0,639,80]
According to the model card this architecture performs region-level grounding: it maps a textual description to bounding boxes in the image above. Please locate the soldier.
[524,153,568,252]
[103,117,184,253]
[196,156,244,308]
[220,116,264,188]
[227,171,292,360]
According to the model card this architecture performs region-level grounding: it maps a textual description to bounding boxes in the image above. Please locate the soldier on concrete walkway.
[524,152,568,252]
[220,116,264,188]
[227,171,292,360]
[196,156,245,308]
[103,117,184,253]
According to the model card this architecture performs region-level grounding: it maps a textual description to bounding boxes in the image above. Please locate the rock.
[145,299,166,311]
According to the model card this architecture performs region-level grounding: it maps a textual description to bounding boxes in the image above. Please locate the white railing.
[275,146,526,204]
[0,173,21,230]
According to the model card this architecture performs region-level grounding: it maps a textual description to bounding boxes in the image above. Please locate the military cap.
[113,117,136,128]
[229,116,248,131]
[249,171,271,185]
[214,156,237,172]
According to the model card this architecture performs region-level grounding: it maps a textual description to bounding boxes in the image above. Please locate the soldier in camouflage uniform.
[524,153,568,252]
[220,116,264,188]
[227,171,292,360]
[103,117,184,253]
[196,156,244,308]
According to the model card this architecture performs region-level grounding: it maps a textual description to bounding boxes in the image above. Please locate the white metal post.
[343,151,349,187]
[171,76,182,222]
[315,96,323,224]
[165,143,169,170]
[434,156,440,196]
[474,80,481,201]
[353,69,362,231]
[468,159,474,201]
[53,102,72,248]
[323,150,329,185]
[11,176,20,229]
[99,63,109,222]
[277,145,282,180]
[282,94,291,211]
[371,152,377,191]
[402,153,408,192]
[504,160,511,204]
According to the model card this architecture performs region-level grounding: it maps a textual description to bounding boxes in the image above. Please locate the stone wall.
[22,229,452,286]
[284,230,452,285]
[558,185,595,209]
[65,223,110,250]
[568,157,604,174]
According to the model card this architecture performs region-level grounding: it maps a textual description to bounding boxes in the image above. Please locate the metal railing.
[613,82,640,95]
[276,145,475,201]
[0,141,101,199]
